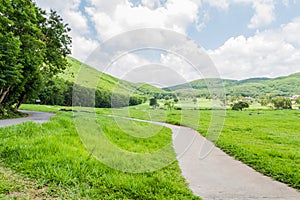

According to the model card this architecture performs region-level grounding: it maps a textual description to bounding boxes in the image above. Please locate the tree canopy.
[271,97,292,109]
[149,98,159,108]
[232,101,249,111]
[0,0,71,116]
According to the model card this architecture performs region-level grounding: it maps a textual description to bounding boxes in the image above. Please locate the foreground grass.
[102,105,300,190]
[0,105,199,199]
[0,165,51,199]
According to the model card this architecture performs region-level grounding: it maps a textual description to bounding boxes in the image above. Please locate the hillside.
[164,73,300,97]
[37,57,167,107]
[63,57,165,96]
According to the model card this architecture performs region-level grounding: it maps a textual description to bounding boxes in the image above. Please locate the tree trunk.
[14,92,26,111]
[0,86,11,104]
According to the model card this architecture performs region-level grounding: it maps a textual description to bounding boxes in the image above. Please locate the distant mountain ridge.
[164,72,300,97]
[63,57,299,98]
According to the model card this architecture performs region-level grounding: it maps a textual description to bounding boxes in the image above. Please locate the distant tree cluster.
[0,0,71,116]
[33,78,147,108]
[271,97,292,109]
[259,96,292,109]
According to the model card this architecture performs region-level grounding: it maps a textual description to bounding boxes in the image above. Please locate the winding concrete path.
[164,122,300,200]
[117,116,300,200]
[0,110,55,127]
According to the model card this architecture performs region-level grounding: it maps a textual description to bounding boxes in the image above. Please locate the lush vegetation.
[28,57,174,109]
[1,1,299,197]
[0,0,72,118]
[165,73,300,111]
[1,1,299,200]
[232,101,249,111]
[100,103,300,190]
[165,73,300,98]
[0,104,199,199]
[0,107,28,120]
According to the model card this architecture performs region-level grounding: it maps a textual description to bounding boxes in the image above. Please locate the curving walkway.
[114,116,300,200]
[0,110,55,128]
[165,122,300,200]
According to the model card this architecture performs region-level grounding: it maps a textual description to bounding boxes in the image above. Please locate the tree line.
[231,96,294,111]
[29,77,147,108]
[0,0,72,117]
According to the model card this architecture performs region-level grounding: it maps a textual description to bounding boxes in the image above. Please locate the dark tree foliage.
[35,78,147,108]
[129,95,147,106]
[232,101,249,111]
[173,97,179,103]
[149,98,159,108]
[0,0,71,116]
[38,77,69,106]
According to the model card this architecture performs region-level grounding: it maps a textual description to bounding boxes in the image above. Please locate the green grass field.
[0,105,199,199]
[99,103,300,190]
[1,103,299,199]
[156,98,273,111]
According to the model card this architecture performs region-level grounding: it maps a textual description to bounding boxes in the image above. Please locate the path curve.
[164,122,300,200]
[0,110,55,128]
[114,116,300,200]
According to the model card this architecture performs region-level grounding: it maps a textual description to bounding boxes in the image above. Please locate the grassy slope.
[165,72,300,96]
[102,105,300,190]
[0,104,199,199]
[63,57,165,96]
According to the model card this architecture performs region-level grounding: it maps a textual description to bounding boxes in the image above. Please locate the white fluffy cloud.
[102,52,207,87]
[86,0,199,40]
[202,0,230,10]
[160,53,202,82]
[105,53,149,78]
[35,0,201,64]
[141,0,162,9]
[34,0,300,81]
[34,0,98,61]
[208,17,300,79]
[71,36,99,61]
[282,17,300,46]
[99,52,190,87]
[203,0,276,29]
[248,0,275,28]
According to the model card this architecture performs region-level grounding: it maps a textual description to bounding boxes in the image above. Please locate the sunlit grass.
[0,104,199,199]
[104,105,300,190]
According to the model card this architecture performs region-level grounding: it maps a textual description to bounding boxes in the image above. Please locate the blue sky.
[193,1,300,49]
[35,0,300,83]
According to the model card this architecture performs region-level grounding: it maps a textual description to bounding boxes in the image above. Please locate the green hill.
[63,57,165,96]
[164,73,300,97]
[37,57,167,107]
[41,57,299,104]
